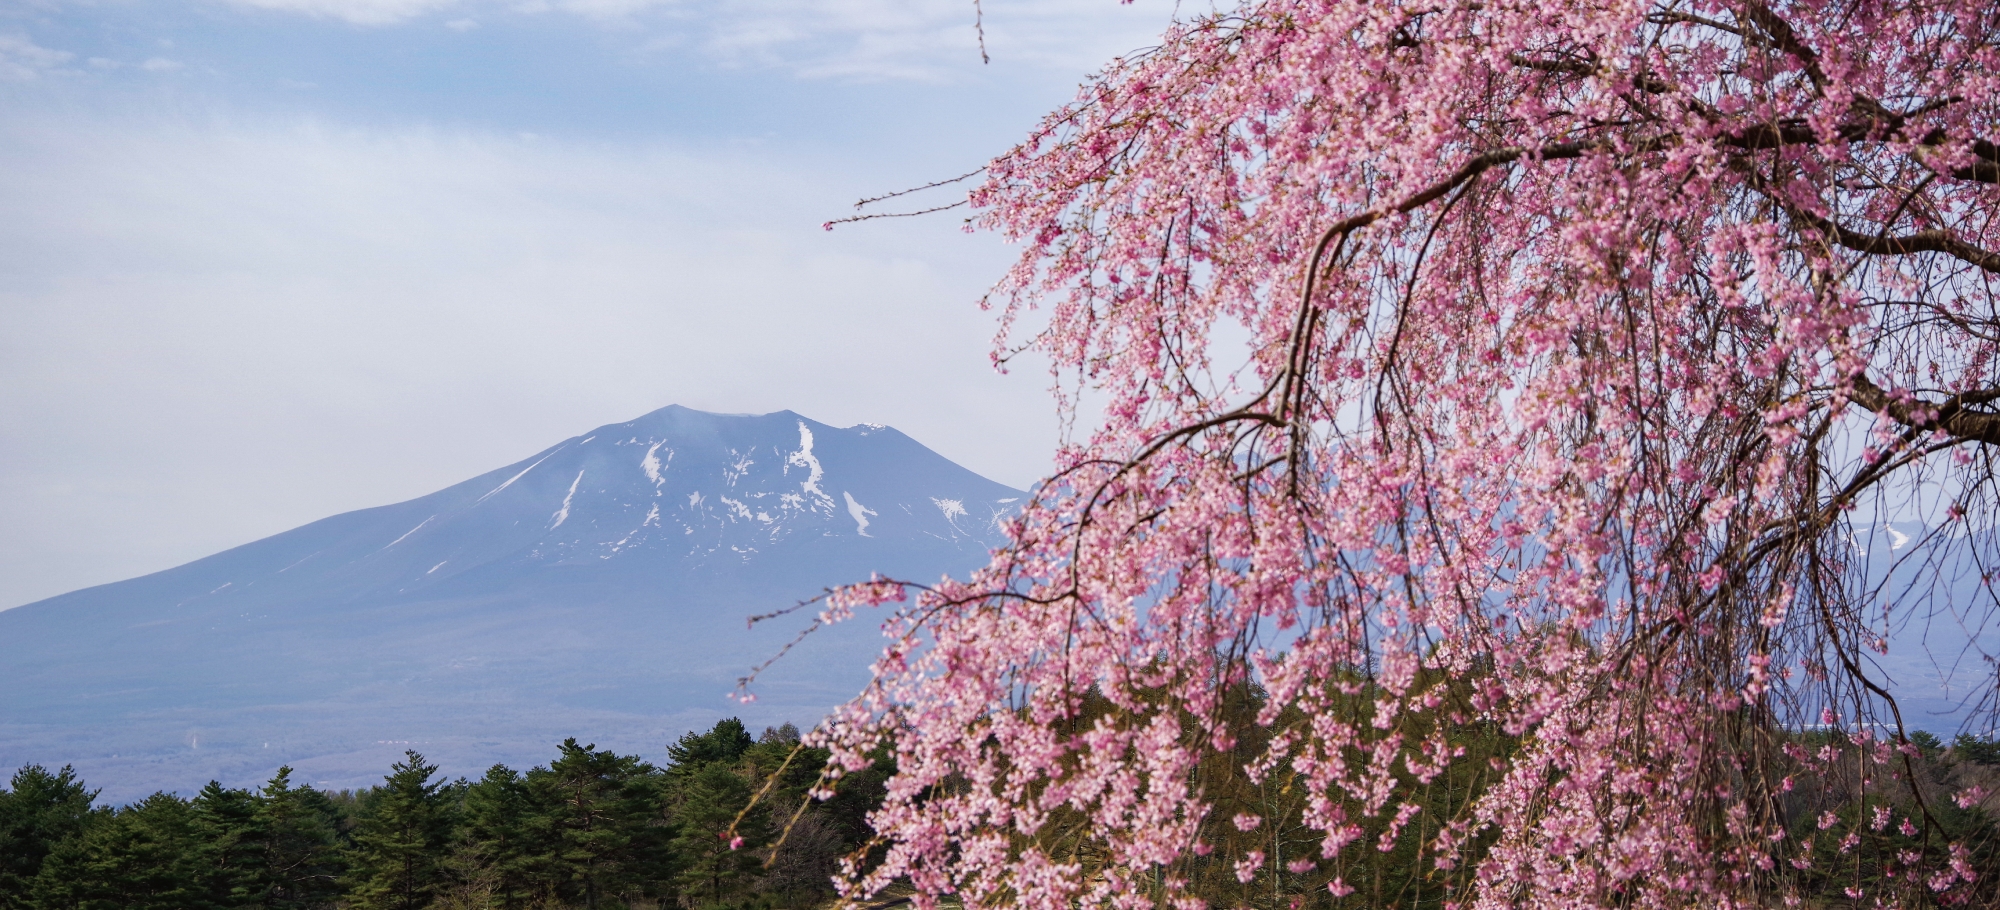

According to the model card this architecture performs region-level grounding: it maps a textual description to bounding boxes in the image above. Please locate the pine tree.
[526,739,670,909]
[455,765,545,910]
[29,792,204,910]
[254,768,345,910]
[670,761,758,907]
[0,765,100,909]
[664,719,752,777]
[192,781,266,907]
[343,751,454,910]
[663,719,766,906]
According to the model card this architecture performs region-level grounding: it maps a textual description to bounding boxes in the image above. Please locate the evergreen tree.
[7,731,892,910]
[1952,732,2000,765]
[343,751,454,910]
[29,792,204,910]
[664,718,767,906]
[192,781,266,907]
[670,761,759,907]
[664,719,752,777]
[255,768,345,910]
[525,739,670,909]
[0,765,101,909]
[454,765,545,910]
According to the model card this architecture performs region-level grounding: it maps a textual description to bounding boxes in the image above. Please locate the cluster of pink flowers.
[809,1,2000,907]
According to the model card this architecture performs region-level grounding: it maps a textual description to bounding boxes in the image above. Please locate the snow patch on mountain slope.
[719,496,754,522]
[786,421,835,514]
[725,452,754,486]
[642,442,670,488]
[844,491,877,537]
[478,447,562,504]
[383,515,434,550]
[550,471,584,529]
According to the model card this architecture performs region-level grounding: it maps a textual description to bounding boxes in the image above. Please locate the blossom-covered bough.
[807,1,2000,906]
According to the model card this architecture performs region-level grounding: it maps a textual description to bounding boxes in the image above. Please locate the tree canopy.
[0,721,877,910]
[812,1,2000,907]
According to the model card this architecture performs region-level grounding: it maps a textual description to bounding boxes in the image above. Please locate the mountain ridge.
[0,405,1025,801]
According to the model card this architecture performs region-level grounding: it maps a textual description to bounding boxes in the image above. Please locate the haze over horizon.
[0,0,1182,611]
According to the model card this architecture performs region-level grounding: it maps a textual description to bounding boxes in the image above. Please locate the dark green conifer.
[29,792,203,910]
[527,739,671,909]
[255,767,345,909]
[192,781,266,907]
[665,718,753,776]
[343,751,455,910]
[0,765,101,908]
[670,754,760,905]
[455,765,545,909]
[1952,732,2000,765]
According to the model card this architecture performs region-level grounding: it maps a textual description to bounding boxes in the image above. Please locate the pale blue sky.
[0,0,1182,609]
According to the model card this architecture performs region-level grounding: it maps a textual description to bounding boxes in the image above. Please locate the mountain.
[0,406,1025,802]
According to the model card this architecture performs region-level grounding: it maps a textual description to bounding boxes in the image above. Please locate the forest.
[0,720,887,910]
[4,706,1999,909]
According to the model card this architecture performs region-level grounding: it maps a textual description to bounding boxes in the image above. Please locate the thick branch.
[1952,138,2000,183]
[1315,138,1641,241]
[1509,51,1675,94]
[1917,134,2000,185]
[1785,205,2000,274]
[1847,375,2000,445]
[1739,1,1829,89]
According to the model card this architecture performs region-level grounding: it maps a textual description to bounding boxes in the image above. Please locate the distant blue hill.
[0,406,1025,803]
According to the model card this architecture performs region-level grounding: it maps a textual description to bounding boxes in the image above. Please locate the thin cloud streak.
[186,0,1180,81]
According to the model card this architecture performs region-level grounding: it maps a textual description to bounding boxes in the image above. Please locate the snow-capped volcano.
[164,404,1023,606]
[0,406,1025,801]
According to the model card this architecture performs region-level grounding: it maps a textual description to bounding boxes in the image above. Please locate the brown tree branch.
[1847,374,2000,445]
[1787,205,2000,274]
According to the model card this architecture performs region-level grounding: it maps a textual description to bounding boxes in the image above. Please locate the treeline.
[0,720,887,910]
[6,708,1999,910]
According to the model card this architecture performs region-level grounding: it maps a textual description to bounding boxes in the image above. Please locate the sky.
[0,0,1187,610]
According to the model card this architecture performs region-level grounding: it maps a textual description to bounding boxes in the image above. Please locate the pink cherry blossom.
[804,1,2000,907]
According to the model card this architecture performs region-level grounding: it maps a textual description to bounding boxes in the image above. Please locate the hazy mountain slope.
[0,406,1025,802]
[1857,522,2000,732]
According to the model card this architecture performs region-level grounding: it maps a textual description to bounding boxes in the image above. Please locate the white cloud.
[195,0,1179,78]
[651,0,1183,81]
[219,0,465,25]
[0,35,74,81]
[140,57,184,72]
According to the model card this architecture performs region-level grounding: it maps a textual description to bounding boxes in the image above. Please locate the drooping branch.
[816,2,2000,907]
